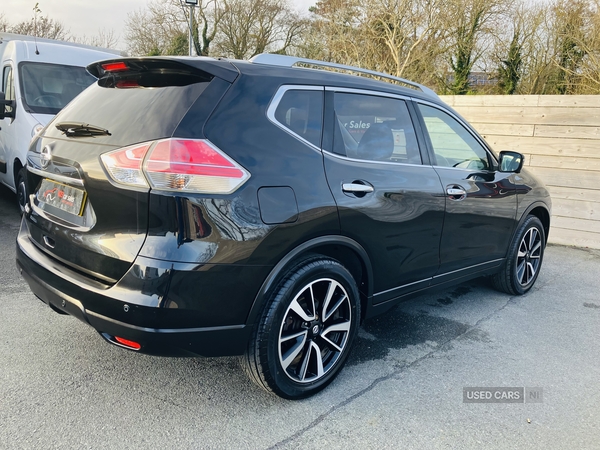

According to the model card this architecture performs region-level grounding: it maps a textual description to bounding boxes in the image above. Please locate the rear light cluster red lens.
[100,139,250,194]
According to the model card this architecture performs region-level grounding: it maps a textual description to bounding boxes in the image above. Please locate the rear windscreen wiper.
[56,122,111,137]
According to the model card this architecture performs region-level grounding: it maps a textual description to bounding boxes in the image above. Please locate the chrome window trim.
[323,150,427,168]
[265,84,324,153]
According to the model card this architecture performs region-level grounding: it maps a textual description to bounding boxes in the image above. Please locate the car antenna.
[33,3,41,55]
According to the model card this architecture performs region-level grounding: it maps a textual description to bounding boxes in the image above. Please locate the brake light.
[100,139,250,194]
[102,61,129,72]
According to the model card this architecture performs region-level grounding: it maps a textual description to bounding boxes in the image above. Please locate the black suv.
[16,54,551,399]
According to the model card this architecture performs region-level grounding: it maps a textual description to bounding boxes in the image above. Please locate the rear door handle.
[446,188,466,196]
[446,185,467,201]
[342,183,374,194]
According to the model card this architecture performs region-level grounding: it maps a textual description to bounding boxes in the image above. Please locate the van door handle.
[342,183,374,194]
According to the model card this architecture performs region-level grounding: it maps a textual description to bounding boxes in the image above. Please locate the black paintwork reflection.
[434,167,518,273]
[107,255,272,326]
[25,137,149,282]
[324,154,445,296]
[143,190,268,264]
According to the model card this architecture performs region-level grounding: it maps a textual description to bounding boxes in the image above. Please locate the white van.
[0,33,120,210]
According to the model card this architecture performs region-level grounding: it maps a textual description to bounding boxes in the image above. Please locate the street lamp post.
[185,0,198,56]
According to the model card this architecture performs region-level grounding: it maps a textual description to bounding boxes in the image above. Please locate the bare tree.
[442,0,510,94]
[7,3,70,40]
[0,13,9,32]
[125,0,221,56]
[213,0,307,59]
[299,0,364,64]
[574,0,600,91]
[491,1,538,94]
[75,29,120,49]
[515,0,600,95]
[551,0,593,94]
[361,0,448,78]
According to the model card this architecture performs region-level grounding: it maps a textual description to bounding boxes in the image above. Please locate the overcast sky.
[1,0,317,50]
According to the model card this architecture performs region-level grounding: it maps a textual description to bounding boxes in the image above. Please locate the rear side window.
[333,92,421,164]
[273,89,323,148]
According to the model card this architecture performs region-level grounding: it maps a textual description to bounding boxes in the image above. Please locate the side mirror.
[0,92,15,120]
[498,151,524,173]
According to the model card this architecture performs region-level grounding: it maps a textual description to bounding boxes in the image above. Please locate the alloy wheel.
[516,227,542,286]
[278,278,352,384]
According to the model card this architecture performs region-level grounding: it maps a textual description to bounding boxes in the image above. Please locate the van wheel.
[16,168,27,215]
[492,215,545,295]
[242,257,360,399]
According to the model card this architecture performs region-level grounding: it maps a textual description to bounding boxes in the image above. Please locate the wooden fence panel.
[441,95,600,249]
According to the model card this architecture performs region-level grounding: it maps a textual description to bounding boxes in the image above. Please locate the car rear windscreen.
[44,75,212,146]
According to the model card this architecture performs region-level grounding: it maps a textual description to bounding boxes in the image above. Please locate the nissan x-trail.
[15,54,551,399]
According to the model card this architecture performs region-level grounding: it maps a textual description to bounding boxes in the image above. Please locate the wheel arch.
[521,202,551,244]
[13,156,24,186]
[246,236,374,326]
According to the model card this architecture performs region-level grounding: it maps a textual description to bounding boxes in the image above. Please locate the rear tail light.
[100,139,250,194]
[101,142,151,188]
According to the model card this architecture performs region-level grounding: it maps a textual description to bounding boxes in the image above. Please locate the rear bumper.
[16,219,254,357]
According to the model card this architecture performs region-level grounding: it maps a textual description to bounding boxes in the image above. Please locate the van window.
[2,66,15,101]
[2,66,15,117]
[18,62,96,114]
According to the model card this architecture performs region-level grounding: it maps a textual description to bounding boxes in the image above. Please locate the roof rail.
[249,53,438,99]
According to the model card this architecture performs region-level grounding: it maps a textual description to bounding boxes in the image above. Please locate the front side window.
[19,62,96,114]
[273,89,323,148]
[3,66,15,100]
[333,92,421,164]
[2,66,15,117]
[418,104,490,171]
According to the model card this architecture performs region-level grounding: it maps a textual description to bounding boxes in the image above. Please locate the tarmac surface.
[1,184,599,449]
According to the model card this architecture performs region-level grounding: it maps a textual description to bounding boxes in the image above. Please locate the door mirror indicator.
[498,151,524,173]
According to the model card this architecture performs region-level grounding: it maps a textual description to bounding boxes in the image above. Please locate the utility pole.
[185,0,198,56]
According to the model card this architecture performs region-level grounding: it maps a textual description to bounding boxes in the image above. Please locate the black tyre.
[492,215,545,295]
[16,167,27,215]
[242,256,360,399]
